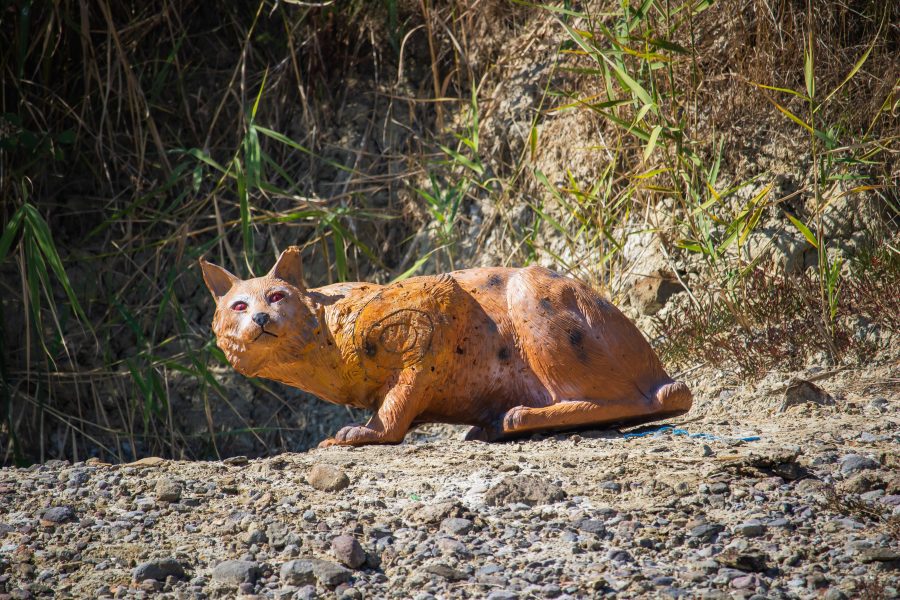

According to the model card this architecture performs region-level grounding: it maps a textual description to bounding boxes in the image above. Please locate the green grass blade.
[643,125,663,162]
[0,206,25,263]
[22,204,88,322]
[255,125,355,173]
[804,46,815,99]
[785,211,819,248]
[438,143,483,176]
[820,41,875,109]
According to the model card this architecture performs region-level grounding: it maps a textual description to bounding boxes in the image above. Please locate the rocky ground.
[1,362,898,600]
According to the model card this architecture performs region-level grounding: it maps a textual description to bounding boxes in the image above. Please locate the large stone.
[331,535,366,569]
[307,464,350,492]
[211,560,260,586]
[133,557,186,582]
[483,475,566,507]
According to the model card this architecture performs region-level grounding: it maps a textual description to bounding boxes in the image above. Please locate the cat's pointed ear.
[200,258,240,300]
[268,246,305,290]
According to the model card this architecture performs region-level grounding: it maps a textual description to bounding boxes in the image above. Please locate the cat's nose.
[252,312,270,327]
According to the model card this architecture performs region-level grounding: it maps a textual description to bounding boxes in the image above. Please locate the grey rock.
[331,534,366,568]
[294,585,317,600]
[486,592,519,600]
[211,560,260,585]
[242,527,267,545]
[154,477,182,502]
[440,517,473,536]
[689,523,724,541]
[312,560,352,587]
[476,564,503,577]
[40,506,75,524]
[484,475,566,506]
[424,563,469,581]
[132,557,186,582]
[436,536,468,556]
[734,520,766,538]
[308,464,350,492]
[840,454,880,475]
[578,519,606,534]
[280,560,316,586]
[859,548,900,563]
[599,481,622,492]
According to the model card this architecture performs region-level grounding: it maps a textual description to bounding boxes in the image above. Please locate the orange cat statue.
[200,247,692,447]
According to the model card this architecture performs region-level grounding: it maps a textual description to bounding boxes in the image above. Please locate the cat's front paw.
[319,424,404,447]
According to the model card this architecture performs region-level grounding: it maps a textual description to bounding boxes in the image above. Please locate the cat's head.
[200,246,319,376]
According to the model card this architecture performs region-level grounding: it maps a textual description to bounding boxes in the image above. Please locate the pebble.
[307,464,350,492]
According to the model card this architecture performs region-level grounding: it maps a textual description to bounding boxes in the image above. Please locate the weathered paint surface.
[201,247,692,447]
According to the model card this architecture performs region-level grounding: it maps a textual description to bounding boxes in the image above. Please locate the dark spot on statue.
[498,347,510,361]
[540,297,553,311]
[364,340,377,357]
[456,345,465,355]
[569,329,584,347]
[487,274,503,287]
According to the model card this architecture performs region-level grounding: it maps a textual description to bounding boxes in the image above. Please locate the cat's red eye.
[268,292,285,303]
[231,301,248,312]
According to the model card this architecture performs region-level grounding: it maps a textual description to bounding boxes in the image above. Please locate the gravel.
[0,363,897,599]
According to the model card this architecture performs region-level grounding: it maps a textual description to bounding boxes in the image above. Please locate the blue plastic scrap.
[621,424,760,443]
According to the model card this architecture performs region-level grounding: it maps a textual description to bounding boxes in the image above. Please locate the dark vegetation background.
[0,0,897,465]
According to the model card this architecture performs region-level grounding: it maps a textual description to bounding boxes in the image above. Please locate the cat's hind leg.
[489,381,692,439]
